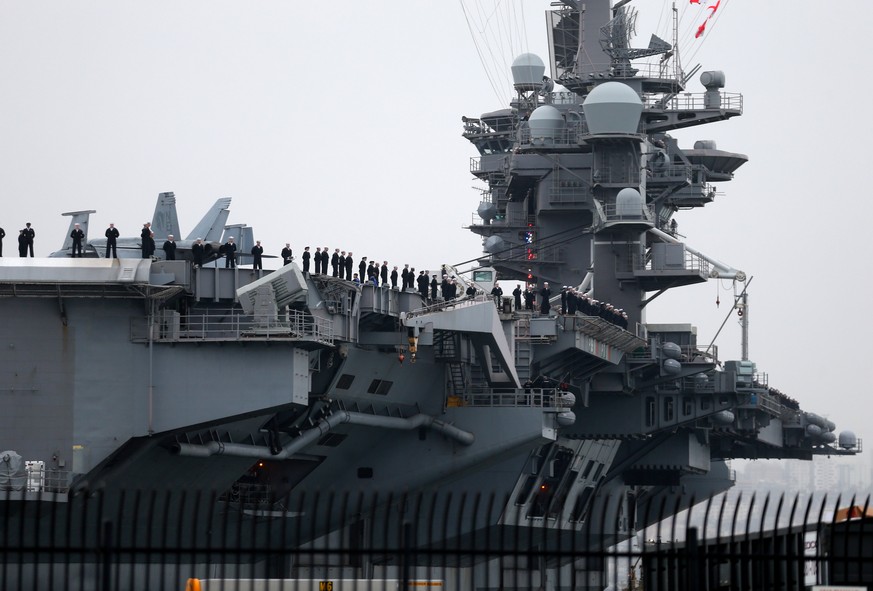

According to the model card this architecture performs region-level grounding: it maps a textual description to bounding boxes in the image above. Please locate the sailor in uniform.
[251,240,264,270]
[162,235,177,260]
[344,252,353,280]
[281,243,293,265]
[302,247,311,273]
[105,223,119,258]
[539,282,552,315]
[70,223,85,257]
[223,236,237,268]
[192,238,205,267]
[331,248,340,277]
[23,222,35,257]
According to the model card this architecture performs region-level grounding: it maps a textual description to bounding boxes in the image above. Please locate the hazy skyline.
[1,1,869,464]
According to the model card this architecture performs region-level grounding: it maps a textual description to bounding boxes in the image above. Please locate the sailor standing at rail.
[23,222,35,257]
[192,238,205,267]
[491,283,503,307]
[140,223,151,258]
[0,225,5,257]
[223,236,237,268]
[18,229,28,257]
[162,235,177,260]
[539,282,552,315]
[281,243,293,265]
[302,247,310,273]
[105,223,119,258]
[344,252,353,280]
[331,248,340,277]
[321,247,329,276]
[251,240,263,271]
[70,223,85,257]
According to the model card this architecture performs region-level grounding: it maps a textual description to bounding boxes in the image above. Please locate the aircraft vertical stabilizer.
[151,192,181,242]
[186,198,232,242]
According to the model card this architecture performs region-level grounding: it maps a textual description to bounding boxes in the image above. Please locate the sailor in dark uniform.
[192,238,205,267]
[162,235,177,260]
[338,251,347,278]
[401,265,410,290]
[331,248,340,277]
[539,282,552,315]
[0,225,4,256]
[524,287,534,311]
[321,247,330,275]
[140,223,152,258]
[105,223,119,258]
[23,222,35,257]
[430,275,438,300]
[18,229,28,257]
[567,289,578,315]
[70,223,85,257]
[513,285,522,310]
[390,266,398,289]
[302,247,311,273]
[251,240,264,270]
[359,257,368,282]
[344,252,353,280]
[381,261,388,286]
[417,271,429,299]
[223,237,237,268]
[313,247,322,274]
[281,243,293,265]
[491,284,503,307]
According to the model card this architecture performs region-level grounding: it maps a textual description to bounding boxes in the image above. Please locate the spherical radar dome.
[511,53,545,91]
[528,105,564,140]
[616,188,644,217]
[582,82,643,134]
[484,235,505,254]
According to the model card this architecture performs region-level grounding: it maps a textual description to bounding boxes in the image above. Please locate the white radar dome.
[616,188,645,217]
[528,105,564,140]
[582,82,642,135]
[511,53,546,91]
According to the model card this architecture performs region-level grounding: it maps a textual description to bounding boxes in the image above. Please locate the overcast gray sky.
[1,1,869,471]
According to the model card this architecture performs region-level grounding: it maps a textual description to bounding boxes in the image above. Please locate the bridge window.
[570,486,595,522]
[663,397,674,422]
[645,397,656,427]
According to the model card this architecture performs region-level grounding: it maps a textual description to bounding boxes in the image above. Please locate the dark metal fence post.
[100,519,113,591]
[686,526,699,591]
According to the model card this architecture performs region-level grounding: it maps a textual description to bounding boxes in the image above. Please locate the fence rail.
[0,490,870,590]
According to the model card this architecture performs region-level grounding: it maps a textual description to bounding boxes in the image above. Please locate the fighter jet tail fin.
[58,210,97,253]
[150,192,181,242]
[186,197,232,242]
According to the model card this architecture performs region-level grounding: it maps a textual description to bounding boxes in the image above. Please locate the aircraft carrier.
[0,1,861,589]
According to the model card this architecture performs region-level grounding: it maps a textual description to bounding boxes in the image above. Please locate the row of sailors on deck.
[560,286,629,329]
